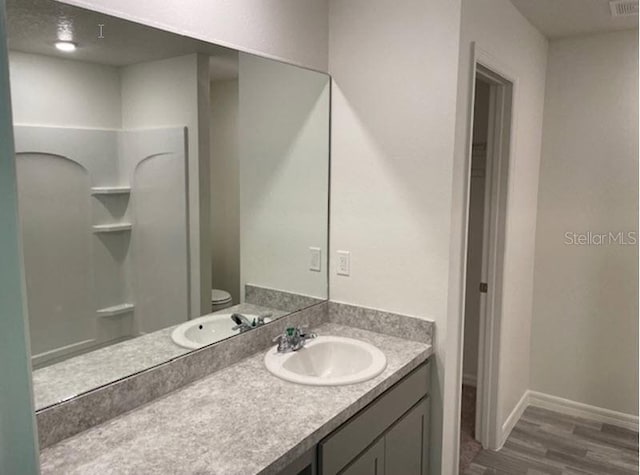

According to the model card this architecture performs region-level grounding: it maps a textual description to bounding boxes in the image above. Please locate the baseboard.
[499,389,531,448]
[462,373,477,387]
[528,390,639,432]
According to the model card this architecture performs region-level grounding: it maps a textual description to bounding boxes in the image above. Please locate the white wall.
[9,52,198,359]
[58,0,329,72]
[7,52,131,363]
[121,53,211,317]
[531,29,639,416]
[9,51,121,128]
[239,54,329,300]
[450,0,548,450]
[328,0,461,472]
[210,79,240,304]
[121,128,190,333]
[13,124,190,363]
[13,127,123,365]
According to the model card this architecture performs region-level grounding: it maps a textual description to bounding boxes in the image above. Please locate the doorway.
[460,77,490,470]
[459,59,514,472]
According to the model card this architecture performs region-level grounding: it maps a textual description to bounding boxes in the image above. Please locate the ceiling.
[6,0,237,70]
[9,0,635,73]
[510,0,639,38]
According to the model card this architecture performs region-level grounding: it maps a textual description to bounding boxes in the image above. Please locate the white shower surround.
[14,125,189,365]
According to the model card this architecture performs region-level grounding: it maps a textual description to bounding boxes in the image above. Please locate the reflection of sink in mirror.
[264,336,387,386]
[31,303,285,410]
[171,312,272,349]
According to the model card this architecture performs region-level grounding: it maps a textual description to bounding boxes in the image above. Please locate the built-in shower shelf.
[96,303,135,318]
[92,223,133,233]
[91,186,131,195]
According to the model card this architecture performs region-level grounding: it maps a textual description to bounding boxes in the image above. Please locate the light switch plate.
[309,247,321,272]
[337,250,350,276]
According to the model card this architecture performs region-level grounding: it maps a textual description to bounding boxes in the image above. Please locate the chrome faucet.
[273,326,317,352]
[256,313,272,325]
[230,313,272,333]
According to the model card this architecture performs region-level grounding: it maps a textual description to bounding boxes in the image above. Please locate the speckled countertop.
[33,303,287,410]
[39,323,432,475]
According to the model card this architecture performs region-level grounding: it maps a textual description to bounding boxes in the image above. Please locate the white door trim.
[463,43,518,451]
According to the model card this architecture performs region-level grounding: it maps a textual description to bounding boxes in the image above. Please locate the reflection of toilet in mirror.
[211,289,233,312]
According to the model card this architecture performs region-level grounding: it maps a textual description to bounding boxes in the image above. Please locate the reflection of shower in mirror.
[14,126,189,368]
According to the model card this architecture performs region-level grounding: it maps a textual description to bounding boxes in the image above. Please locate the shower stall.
[14,125,190,367]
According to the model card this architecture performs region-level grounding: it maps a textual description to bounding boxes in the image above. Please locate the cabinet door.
[278,447,316,475]
[340,438,385,475]
[385,397,430,475]
[319,363,430,475]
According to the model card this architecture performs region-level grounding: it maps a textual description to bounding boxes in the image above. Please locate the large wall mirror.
[6,0,330,411]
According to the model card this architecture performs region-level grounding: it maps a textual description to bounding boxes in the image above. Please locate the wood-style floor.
[462,405,639,475]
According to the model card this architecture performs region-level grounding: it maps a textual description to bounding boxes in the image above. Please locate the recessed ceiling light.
[55,41,77,52]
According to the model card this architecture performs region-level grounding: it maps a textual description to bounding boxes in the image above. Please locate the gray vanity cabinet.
[318,361,431,475]
[384,397,430,475]
[335,397,430,475]
[279,361,431,475]
[340,438,385,475]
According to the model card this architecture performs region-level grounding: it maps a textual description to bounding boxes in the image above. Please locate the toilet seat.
[211,289,232,305]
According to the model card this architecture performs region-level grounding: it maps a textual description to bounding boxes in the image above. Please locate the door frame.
[463,43,516,451]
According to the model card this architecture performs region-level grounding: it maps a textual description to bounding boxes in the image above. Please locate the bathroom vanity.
[283,362,430,475]
[38,316,433,475]
[319,362,430,475]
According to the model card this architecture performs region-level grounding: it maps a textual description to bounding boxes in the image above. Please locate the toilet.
[211,289,233,312]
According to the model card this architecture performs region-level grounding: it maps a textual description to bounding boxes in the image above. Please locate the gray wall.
[0,0,39,471]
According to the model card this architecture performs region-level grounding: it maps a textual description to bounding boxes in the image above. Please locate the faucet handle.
[273,329,295,352]
[272,327,317,353]
[272,327,295,343]
[297,326,316,338]
[257,313,273,324]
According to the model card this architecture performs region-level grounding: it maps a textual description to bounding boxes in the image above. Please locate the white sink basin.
[264,336,387,386]
[171,313,262,349]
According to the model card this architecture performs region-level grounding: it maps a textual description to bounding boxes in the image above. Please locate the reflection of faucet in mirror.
[230,313,272,333]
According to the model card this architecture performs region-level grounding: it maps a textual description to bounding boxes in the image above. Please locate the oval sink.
[171,313,261,349]
[264,336,387,386]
